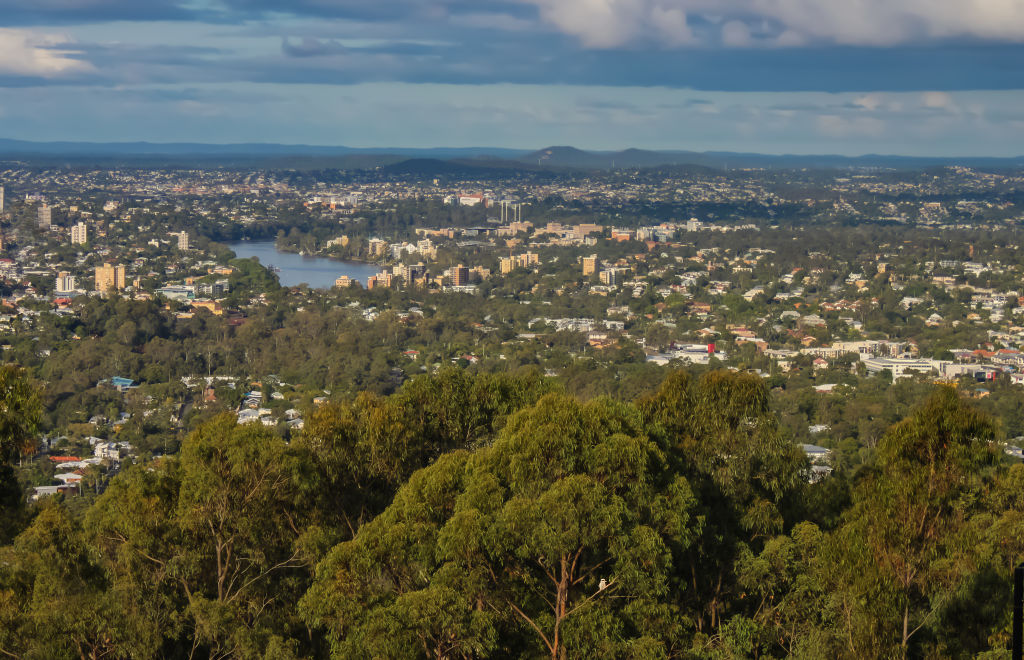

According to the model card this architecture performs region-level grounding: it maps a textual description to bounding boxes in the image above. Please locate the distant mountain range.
[520,145,1024,170]
[0,138,525,159]
[1,138,1023,171]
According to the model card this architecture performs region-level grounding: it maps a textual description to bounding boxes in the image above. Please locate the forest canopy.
[0,367,1019,659]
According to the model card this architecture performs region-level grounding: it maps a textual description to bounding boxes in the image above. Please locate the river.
[227,241,379,289]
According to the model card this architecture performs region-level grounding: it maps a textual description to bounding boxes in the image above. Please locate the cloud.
[2,2,1023,95]
[282,37,350,58]
[721,21,752,47]
[527,0,643,47]
[850,93,883,111]
[7,24,1024,95]
[215,0,519,23]
[815,113,886,138]
[520,0,1024,48]
[0,28,93,77]
[0,0,200,25]
[921,91,954,109]
[448,11,537,31]
[6,0,1024,54]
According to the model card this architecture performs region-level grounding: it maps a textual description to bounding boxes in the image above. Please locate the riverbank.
[272,242,380,265]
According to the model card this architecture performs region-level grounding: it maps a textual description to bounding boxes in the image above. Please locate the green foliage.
[638,371,806,635]
[0,371,1019,658]
[302,392,699,659]
[83,414,313,657]
[0,365,42,465]
[0,366,42,542]
[294,368,554,545]
[826,387,999,657]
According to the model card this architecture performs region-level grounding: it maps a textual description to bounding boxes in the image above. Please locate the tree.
[0,502,126,659]
[0,365,42,542]
[829,387,997,657]
[87,414,313,658]
[294,369,554,545]
[637,370,805,635]
[0,365,41,465]
[733,521,842,659]
[302,393,699,659]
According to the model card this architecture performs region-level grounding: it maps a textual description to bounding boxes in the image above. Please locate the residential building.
[599,268,624,286]
[396,263,427,284]
[367,238,387,257]
[452,264,470,287]
[55,272,76,294]
[191,299,223,315]
[38,204,51,229]
[70,222,88,245]
[500,252,539,275]
[582,255,599,277]
[94,263,126,293]
[197,279,230,297]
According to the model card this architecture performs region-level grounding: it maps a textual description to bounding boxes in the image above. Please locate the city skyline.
[1,1,1024,155]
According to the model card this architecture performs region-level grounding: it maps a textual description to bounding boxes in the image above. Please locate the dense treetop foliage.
[0,366,1019,658]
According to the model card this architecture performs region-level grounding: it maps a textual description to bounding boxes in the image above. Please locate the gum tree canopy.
[302,392,700,659]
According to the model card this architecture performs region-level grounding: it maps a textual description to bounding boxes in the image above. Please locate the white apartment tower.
[176,231,190,251]
[55,272,76,294]
[0,186,5,213]
[70,222,88,245]
[38,204,51,229]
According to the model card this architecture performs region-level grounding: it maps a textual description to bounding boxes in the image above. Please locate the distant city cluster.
[4,161,1024,502]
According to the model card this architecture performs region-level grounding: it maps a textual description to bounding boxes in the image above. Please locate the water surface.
[228,241,378,288]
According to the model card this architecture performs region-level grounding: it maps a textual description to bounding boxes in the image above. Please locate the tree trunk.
[901,604,910,650]
[552,554,568,660]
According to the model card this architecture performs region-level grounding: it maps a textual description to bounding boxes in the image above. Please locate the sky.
[2,0,1024,155]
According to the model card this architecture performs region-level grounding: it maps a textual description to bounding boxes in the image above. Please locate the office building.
[95,263,126,293]
[155,285,196,301]
[70,222,88,245]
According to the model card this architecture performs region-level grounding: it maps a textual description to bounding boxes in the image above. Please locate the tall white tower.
[38,204,51,229]
[71,222,88,245]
